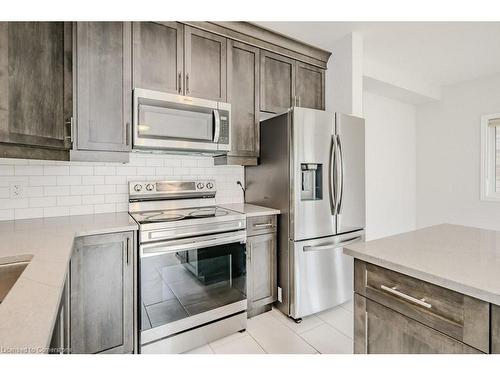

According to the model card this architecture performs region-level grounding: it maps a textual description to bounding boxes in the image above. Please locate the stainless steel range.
[128,180,247,354]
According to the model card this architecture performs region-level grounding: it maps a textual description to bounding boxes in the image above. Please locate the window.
[481,113,500,201]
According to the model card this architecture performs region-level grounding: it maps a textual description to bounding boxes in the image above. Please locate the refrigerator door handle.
[335,134,344,215]
[303,235,363,252]
[329,134,337,215]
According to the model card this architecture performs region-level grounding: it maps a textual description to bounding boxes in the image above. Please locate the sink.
[0,260,30,303]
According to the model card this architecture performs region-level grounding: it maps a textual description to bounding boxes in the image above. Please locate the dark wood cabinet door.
[296,62,325,110]
[227,40,260,158]
[354,294,482,354]
[70,232,134,354]
[132,22,183,94]
[247,232,277,312]
[260,50,295,113]
[75,22,132,152]
[184,26,226,101]
[0,22,71,152]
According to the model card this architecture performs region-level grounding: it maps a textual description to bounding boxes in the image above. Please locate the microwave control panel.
[218,109,230,145]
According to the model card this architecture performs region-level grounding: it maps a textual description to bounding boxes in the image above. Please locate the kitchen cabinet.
[132,22,183,94]
[215,40,260,166]
[184,26,227,101]
[354,259,490,354]
[70,231,134,354]
[354,294,481,354]
[72,22,132,161]
[50,276,70,354]
[246,215,277,317]
[295,62,325,110]
[0,22,72,161]
[260,50,295,114]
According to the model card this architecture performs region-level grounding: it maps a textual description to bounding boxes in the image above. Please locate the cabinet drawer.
[354,260,489,353]
[246,215,277,236]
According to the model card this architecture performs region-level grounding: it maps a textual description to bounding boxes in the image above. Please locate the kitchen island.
[344,224,500,354]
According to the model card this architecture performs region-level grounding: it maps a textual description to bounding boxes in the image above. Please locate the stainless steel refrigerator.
[246,107,365,320]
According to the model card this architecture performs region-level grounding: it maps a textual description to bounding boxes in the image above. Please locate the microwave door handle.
[213,109,221,143]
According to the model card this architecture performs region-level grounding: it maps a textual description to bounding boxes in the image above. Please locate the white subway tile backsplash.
[70,185,94,195]
[56,176,82,186]
[44,165,70,176]
[57,196,82,206]
[44,186,70,196]
[29,196,57,208]
[15,165,43,176]
[0,166,14,176]
[29,176,56,186]
[0,154,244,221]
[94,185,116,194]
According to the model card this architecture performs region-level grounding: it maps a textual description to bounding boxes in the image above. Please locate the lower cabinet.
[354,294,481,354]
[246,215,277,317]
[354,259,489,354]
[70,231,135,354]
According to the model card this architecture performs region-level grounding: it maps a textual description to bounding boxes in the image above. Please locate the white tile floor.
[183,299,354,354]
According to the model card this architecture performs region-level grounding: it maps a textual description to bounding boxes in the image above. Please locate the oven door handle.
[140,232,246,257]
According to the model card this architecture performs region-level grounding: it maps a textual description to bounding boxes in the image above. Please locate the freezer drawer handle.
[303,235,362,252]
[380,285,432,309]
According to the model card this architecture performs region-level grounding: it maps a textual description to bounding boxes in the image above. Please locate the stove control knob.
[133,184,142,192]
[206,182,214,189]
[197,182,205,189]
[146,183,155,192]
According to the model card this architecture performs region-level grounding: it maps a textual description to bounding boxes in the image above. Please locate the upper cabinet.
[73,22,132,158]
[295,62,325,110]
[260,51,295,114]
[132,22,183,94]
[0,22,72,161]
[184,26,227,101]
[216,41,260,166]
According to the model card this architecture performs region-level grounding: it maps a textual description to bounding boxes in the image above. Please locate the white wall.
[0,154,244,221]
[416,73,500,230]
[363,91,417,240]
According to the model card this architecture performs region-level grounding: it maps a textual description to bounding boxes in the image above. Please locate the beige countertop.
[344,224,500,306]
[0,212,138,353]
[219,203,280,217]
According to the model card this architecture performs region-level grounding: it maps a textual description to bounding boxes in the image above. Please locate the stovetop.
[130,206,235,225]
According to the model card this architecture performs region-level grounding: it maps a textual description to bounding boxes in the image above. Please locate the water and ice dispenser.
[300,163,323,201]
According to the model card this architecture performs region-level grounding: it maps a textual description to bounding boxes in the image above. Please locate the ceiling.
[256,22,500,87]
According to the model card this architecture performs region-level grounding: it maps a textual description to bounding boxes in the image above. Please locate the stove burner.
[188,207,229,218]
[142,212,186,222]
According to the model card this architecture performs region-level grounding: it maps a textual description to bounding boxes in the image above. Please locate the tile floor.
[184,299,354,354]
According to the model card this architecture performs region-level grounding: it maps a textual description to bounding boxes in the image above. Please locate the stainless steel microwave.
[133,88,230,154]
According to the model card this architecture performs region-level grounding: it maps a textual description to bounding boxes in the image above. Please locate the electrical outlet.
[9,182,24,199]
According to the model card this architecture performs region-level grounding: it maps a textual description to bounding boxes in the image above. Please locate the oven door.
[139,231,247,345]
[133,88,229,153]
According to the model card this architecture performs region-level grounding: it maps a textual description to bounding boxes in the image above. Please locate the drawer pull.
[380,285,432,309]
[253,223,274,229]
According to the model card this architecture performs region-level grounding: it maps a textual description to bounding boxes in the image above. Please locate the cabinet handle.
[253,223,274,229]
[186,73,190,94]
[380,284,432,309]
[126,237,130,265]
[178,72,182,94]
[125,122,130,146]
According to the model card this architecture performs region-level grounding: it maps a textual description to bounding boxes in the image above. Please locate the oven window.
[140,242,246,331]
[138,104,213,142]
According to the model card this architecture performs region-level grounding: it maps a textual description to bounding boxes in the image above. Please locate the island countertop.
[344,224,500,306]
[0,212,138,353]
